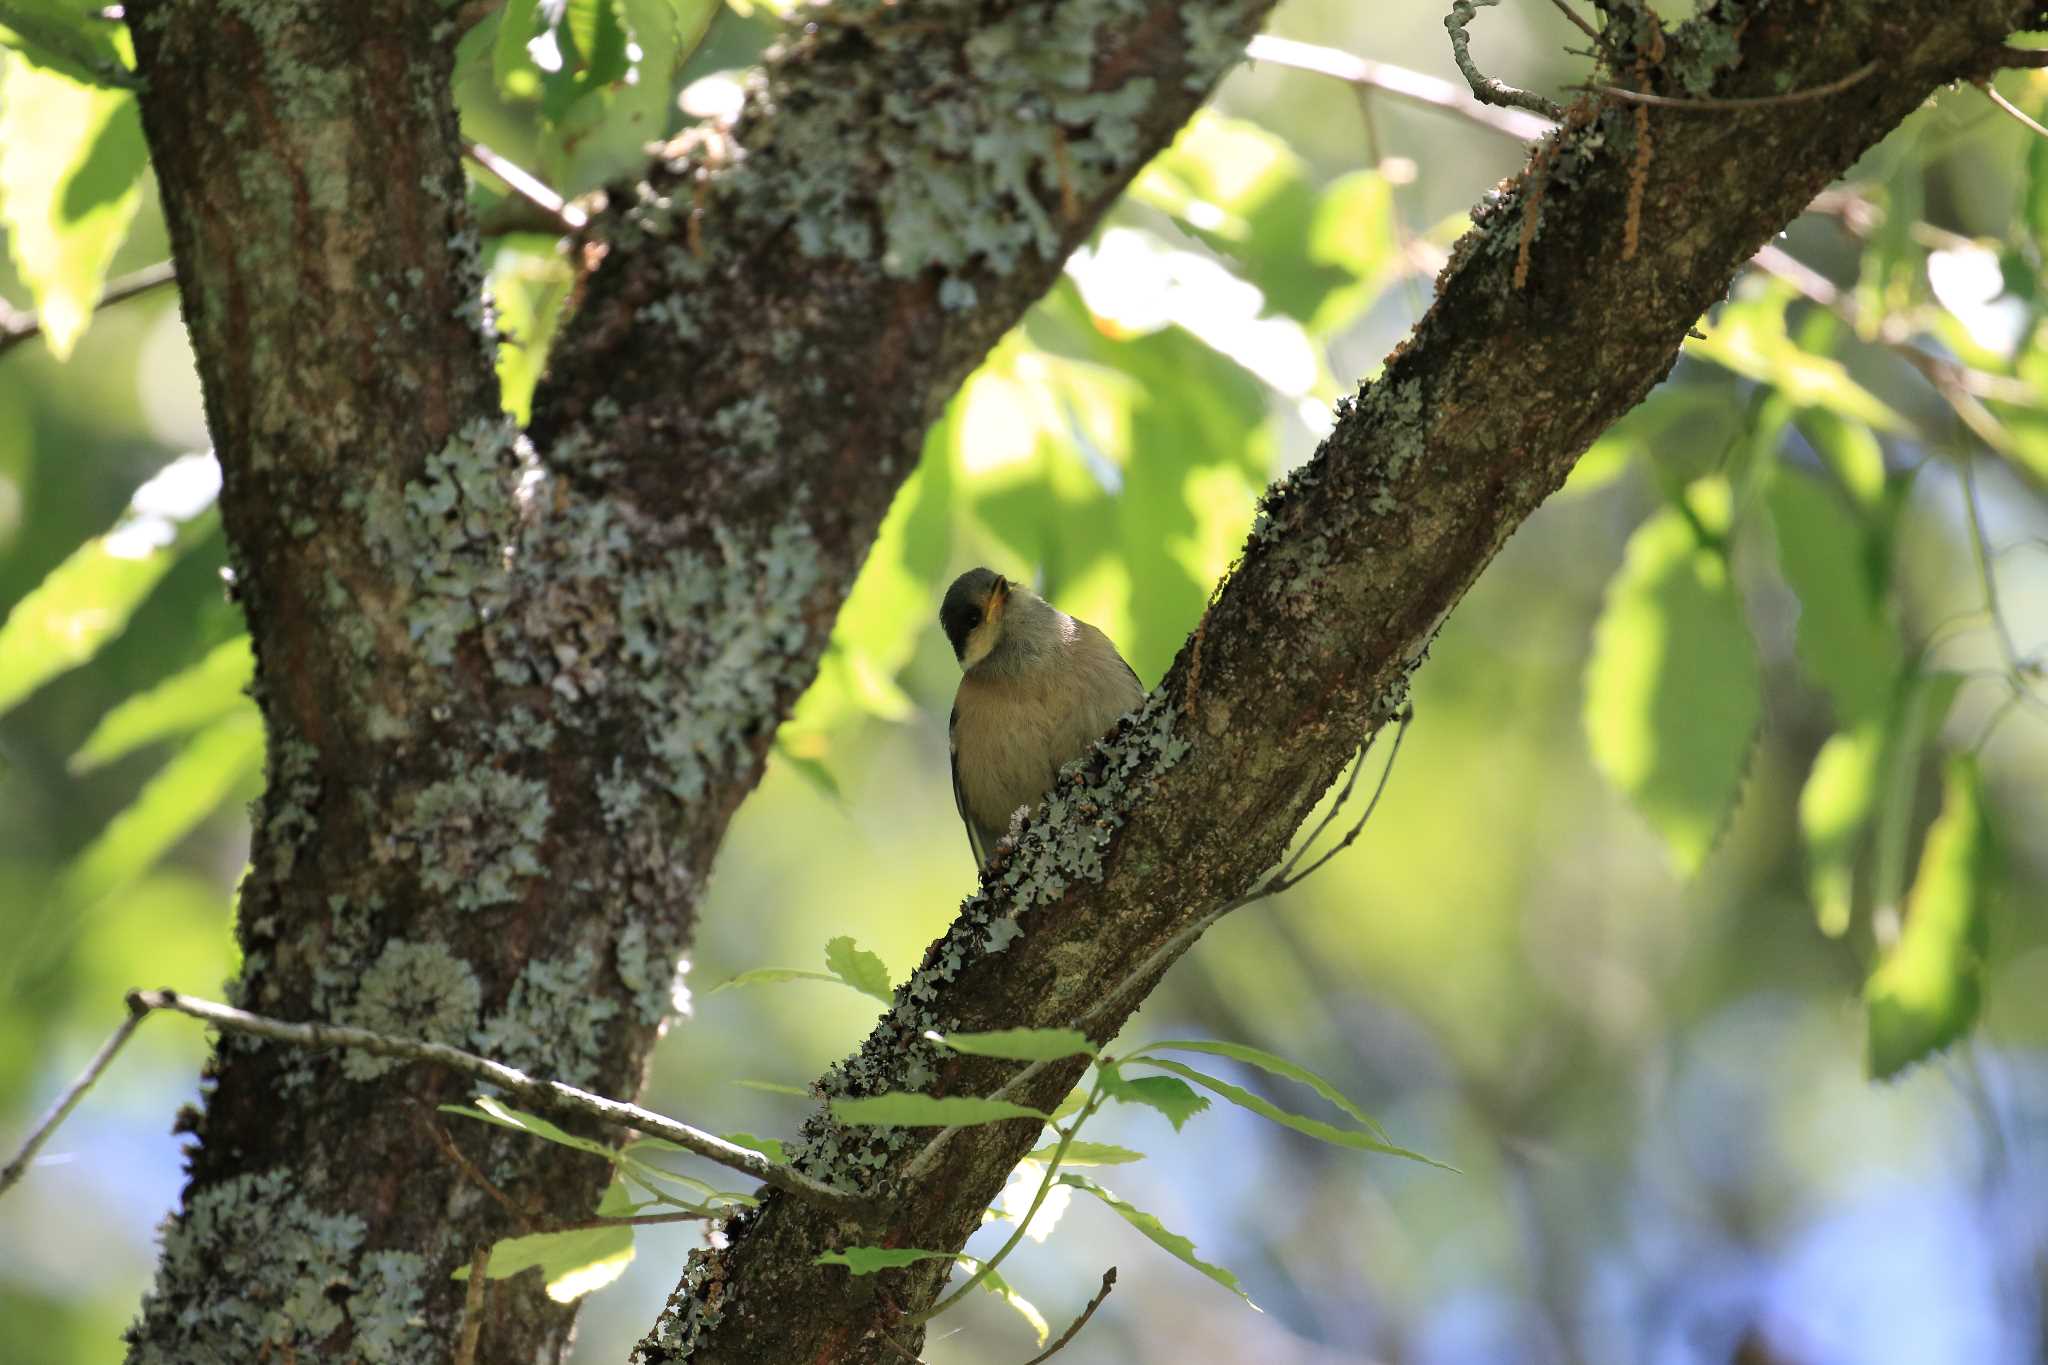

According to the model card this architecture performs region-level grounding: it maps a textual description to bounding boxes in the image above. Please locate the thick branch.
[640,3,2041,1361]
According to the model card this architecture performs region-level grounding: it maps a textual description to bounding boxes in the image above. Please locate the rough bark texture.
[114,0,2037,1361]
[627,3,2042,1361]
[119,0,1272,1361]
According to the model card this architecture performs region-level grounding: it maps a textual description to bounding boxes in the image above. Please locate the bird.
[940,567,1145,868]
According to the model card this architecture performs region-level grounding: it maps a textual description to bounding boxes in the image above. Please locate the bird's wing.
[949,701,988,868]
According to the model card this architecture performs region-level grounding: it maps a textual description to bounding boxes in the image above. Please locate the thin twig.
[419,1109,537,1230]
[1020,1268,1116,1365]
[1978,80,2048,140]
[124,989,873,1214]
[0,1004,146,1197]
[453,1246,490,1365]
[1584,60,1877,110]
[0,260,178,359]
[462,140,587,232]
[1445,0,1565,119]
[1542,0,1604,46]
[1244,34,1553,141]
[546,1209,718,1232]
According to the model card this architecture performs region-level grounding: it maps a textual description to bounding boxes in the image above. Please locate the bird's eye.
[966,610,982,629]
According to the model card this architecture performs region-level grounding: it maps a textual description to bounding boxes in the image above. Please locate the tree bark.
[113,0,2037,1362]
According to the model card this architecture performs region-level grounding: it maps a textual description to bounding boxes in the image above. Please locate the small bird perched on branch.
[941,567,1145,868]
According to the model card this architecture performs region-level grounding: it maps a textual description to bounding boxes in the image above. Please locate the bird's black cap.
[940,568,1006,660]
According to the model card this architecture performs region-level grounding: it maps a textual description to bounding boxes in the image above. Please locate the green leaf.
[442,1097,622,1164]
[830,1094,1049,1128]
[1022,1139,1145,1166]
[1866,757,1996,1079]
[70,636,256,772]
[708,967,841,995]
[717,1131,787,1165]
[489,241,574,426]
[1306,169,1397,335]
[1688,287,1907,433]
[493,0,546,96]
[823,935,893,1003]
[975,1263,1050,1346]
[0,53,146,357]
[1097,1069,1209,1132]
[1767,466,1900,725]
[454,1224,635,1302]
[1583,480,1761,874]
[815,1247,960,1275]
[1795,410,1887,510]
[0,510,208,718]
[1798,722,1886,938]
[0,0,128,86]
[926,1028,1095,1061]
[1143,1039,1393,1143]
[1132,1057,1451,1169]
[733,1078,811,1097]
[1056,1174,1259,1309]
[1871,670,1965,922]
[56,709,265,912]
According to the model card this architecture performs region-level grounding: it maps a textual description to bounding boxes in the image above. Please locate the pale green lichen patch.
[473,945,620,1081]
[337,939,484,1080]
[407,770,552,911]
[127,1168,431,1364]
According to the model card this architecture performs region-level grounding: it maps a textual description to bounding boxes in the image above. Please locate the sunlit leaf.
[56,709,264,912]
[1307,168,1397,335]
[1097,1069,1208,1132]
[1799,722,1885,938]
[974,1263,1050,1346]
[815,1246,961,1275]
[454,1223,635,1302]
[1057,1174,1259,1309]
[1767,465,1900,725]
[1583,480,1761,874]
[489,241,574,425]
[823,936,892,1003]
[1870,669,1964,922]
[1023,1139,1144,1167]
[1866,757,1995,1079]
[733,1079,810,1097]
[717,1131,787,1165]
[830,1094,1049,1128]
[1132,1057,1450,1169]
[708,967,841,994]
[1794,410,1887,510]
[1687,287,1907,433]
[0,0,129,86]
[926,1028,1095,1061]
[0,534,182,717]
[0,52,146,358]
[70,636,255,772]
[1144,1039,1393,1143]
[442,1097,621,1164]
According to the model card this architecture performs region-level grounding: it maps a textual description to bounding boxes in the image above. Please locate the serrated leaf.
[1023,1139,1145,1166]
[70,636,255,771]
[830,1094,1049,1128]
[1097,1070,1208,1132]
[1866,757,1995,1079]
[0,53,146,357]
[1767,466,1900,725]
[1799,722,1886,937]
[454,1224,634,1302]
[1133,1057,1451,1169]
[56,709,264,912]
[823,935,893,1003]
[974,1263,1050,1346]
[442,1097,620,1164]
[1584,481,1761,875]
[1144,1039,1393,1143]
[926,1027,1095,1061]
[1057,1174,1259,1309]
[815,1247,960,1275]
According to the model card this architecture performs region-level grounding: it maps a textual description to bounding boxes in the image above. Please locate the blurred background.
[3,1,2046,1362]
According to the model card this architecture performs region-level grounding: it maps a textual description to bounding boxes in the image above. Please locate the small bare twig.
[0,1003,146,1197]
[419,1109,538,1230]
[462,140,587,233]
[0,260,178,359]
[1978,80,2048,139]
[1020,1267,1117,1365]
[1244,34,1553,142]
[1445,0,1566,119]
[1584,60,1878,110]
[1,988,872,1215]
[453,1246,491,1365]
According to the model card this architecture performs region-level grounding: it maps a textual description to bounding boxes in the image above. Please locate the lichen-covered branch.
[636,2,2040,1360]
[118,0,1283,1361]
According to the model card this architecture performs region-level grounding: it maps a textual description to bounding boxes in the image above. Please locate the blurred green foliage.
[3,2,2047,1363]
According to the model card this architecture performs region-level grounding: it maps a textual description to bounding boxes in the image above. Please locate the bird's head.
[940,567,1012,669]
